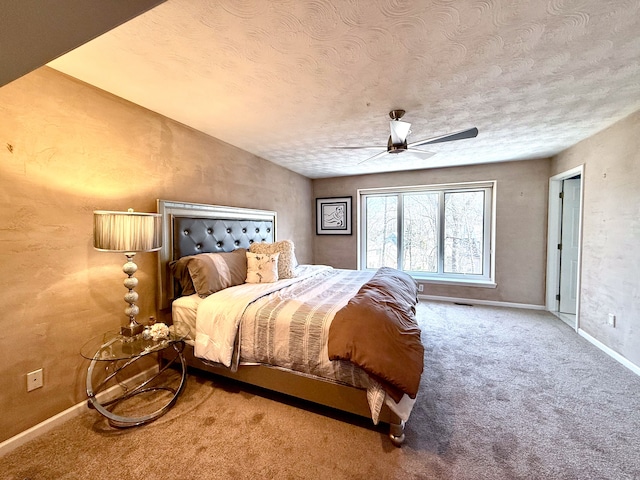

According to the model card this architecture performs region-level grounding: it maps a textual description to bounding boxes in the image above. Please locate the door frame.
[546,165,584,331]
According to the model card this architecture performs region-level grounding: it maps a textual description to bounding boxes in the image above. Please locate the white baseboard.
[419,294,546,310]
[0,398,88,457]
[0,366,158,457]
[578,329,640,377]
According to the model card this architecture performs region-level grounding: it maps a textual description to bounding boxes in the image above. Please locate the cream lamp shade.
[93,209,162,253]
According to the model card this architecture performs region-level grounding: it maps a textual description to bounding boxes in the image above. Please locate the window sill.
[413,277,497,289]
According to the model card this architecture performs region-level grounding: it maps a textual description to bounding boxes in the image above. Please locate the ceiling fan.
[333,110,479,164]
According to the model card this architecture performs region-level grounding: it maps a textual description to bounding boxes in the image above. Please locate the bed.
[156,200,424,446]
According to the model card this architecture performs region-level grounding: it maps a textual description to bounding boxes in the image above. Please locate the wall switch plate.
[418,284,424,292]
[607,313,616,327]
[27,368,43,392]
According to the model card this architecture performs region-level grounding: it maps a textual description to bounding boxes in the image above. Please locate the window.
[360,182,495,285]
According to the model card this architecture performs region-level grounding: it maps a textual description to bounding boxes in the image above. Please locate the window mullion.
[360,196,367,270]
[483,187,491,276]
[397,193,403,270]
[438,191,445,274]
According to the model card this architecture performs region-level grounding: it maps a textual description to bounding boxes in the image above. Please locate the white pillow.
[245,252,280,284]
[249,240,297,279]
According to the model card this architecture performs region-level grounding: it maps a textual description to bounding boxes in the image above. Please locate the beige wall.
[551,110,640,367]
[313,159,551,305]
[0,67,313,442]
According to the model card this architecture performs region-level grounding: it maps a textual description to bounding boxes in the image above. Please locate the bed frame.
[157,199,406,445]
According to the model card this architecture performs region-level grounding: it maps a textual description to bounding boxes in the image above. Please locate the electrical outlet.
[418,284,424,293]
[27,368,43,392]
[607,313,616,328]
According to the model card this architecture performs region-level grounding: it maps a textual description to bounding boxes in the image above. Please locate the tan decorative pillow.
[249,240,297,279]
[170,249,247,298]
[169,257,196,296]
[245,252,279,284]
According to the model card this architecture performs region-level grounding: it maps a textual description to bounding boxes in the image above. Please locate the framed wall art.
[316,196,352,235]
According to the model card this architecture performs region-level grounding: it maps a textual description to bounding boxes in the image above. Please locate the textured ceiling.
[48,0,640,179]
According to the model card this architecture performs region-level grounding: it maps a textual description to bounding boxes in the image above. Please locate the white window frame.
[357,181,496,287]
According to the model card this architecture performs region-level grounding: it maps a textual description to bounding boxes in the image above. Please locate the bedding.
[172,293,202,334]
[183,264,422,423]
[193,265,333,367]
[328,267,424,403]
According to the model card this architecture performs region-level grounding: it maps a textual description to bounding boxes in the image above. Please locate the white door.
[559,178,581,314]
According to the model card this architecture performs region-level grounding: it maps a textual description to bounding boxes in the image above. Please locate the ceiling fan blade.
[389,120,411,144]
[358,150,389,165]
[329,146,385,150]
[405,149,436,160]
[407,147,435,155]
[408,127,479,148]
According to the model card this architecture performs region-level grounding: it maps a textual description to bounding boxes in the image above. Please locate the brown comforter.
[327,267,424,403]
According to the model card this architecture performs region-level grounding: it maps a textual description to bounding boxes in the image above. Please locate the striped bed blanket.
[194,265,414,422]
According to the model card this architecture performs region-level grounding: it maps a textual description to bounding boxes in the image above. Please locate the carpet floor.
[2,301,640,479]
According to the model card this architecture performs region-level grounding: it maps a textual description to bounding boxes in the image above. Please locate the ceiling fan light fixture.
[389,120,411,145]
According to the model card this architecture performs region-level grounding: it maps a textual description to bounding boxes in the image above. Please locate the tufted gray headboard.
[157,200,277,310]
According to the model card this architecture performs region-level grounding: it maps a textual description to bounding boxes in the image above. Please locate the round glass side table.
[80,323,189,427]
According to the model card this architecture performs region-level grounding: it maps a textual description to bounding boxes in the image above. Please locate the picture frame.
[316,196,352,235]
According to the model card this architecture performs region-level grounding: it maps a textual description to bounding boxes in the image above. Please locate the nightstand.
[80,323,189,427]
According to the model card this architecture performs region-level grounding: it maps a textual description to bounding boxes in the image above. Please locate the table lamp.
[94,209,162,336]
